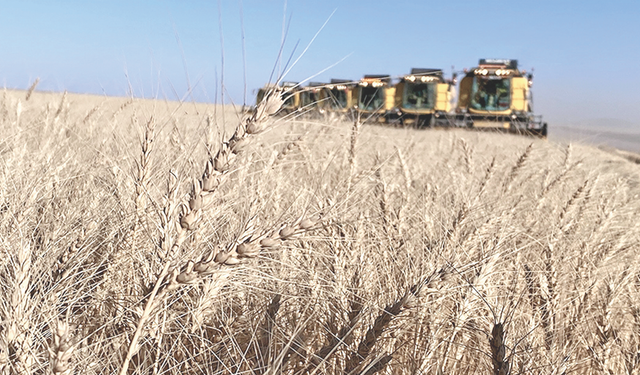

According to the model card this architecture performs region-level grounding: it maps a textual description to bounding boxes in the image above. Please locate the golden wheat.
[0,88,638,374]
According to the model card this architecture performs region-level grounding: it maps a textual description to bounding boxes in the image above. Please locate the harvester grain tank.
[322,79,357,114]
[394,68,455,127]
[355,75,396,121]
[454,59,547,136]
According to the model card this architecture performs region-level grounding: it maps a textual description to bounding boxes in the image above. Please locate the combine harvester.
[299,82,324,113]
[354,75,396,122]
[392,68,456,127]
[321,79,357,115]
[253,58,547,137]
[454,59,547,137]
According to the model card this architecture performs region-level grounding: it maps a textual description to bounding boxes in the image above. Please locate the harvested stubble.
[0,88,639,374]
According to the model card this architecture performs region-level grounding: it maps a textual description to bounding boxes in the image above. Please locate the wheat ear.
[270,134,304,169]
[48,320,75,375]
[131,116,155,249]
[82,104,101,124]
[1,242,34,374]
[344,275,434,374]
[459,137,474,174]
[118,88,284,375]
[504,143,532,192]
[395,146,412,192]
[490,322,509,375]
[347,114,362,191]
[307,295,363,373]
[53,91,67,125]
[25,78,39,101]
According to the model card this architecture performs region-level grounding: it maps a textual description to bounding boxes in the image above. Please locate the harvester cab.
[322,79,357,114]
[355,75,395,121]
[394,68,454,127]
[455,59,547,136]
[299,82,324,113]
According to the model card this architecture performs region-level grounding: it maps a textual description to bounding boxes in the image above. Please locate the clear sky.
[1,0,639,127]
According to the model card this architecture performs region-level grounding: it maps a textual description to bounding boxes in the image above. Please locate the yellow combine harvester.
[354,75,396,122]
[299,82,324,112]
[454,59,547,136]
[392,68,455,127]
[254,58,547,136]
[321,79,357,114]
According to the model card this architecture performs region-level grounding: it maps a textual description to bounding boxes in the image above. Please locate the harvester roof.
[363,74,390,79]
[327,79,354,90]
[404,68,443,83]
[466,59,523,78]
[410,68,443,75]
[478,59,518,69]
[360,75,391,87]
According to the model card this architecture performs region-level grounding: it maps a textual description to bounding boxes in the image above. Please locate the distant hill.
[560,118,640,133]
[551,118,640,153]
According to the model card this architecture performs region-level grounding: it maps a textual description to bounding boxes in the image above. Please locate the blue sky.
[1,0,639,127]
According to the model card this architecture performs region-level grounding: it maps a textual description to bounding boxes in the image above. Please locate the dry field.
[1,88,639,375]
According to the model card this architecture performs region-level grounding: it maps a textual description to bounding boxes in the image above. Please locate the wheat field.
[0,87,639,375]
